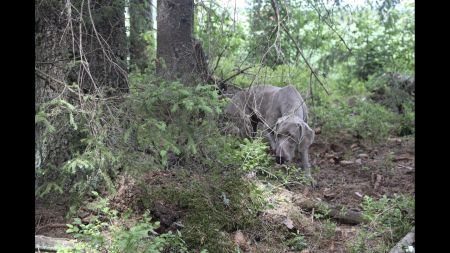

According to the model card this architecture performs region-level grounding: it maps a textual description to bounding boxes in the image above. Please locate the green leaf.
[155,121,166,131]
[171,103,179,112]
[69,112,78,130]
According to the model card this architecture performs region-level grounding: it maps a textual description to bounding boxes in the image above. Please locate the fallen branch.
[297,199,365,225]
[36,223,68,233]
[35,235,76,252]
[388,227,415,253]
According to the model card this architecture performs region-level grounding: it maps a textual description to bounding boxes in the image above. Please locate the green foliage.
[61,192,188,253]
[35,92,122,204]
[125,73,227,169]
[312,96,396,142]
[195,0,248,72]
[349,194,415,253]
[232,137,272,172]
[285,231,308,251]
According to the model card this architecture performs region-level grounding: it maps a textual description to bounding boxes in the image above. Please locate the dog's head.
[273,116,314,164]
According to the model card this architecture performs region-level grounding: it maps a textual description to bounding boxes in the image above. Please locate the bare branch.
[308,0,353,54]
[280,23,330,95]
[212,44,229,75]
[221,65,254,85]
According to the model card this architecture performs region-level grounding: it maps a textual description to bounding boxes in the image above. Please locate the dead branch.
[308,0,352,54]
[221,65,254,85]
[36,223,69,233]
[280,23,330,95]
[212,44,229,75]
[298,198,365,225]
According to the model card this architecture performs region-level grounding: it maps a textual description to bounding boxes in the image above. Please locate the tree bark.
[78,0,129,94]
[156,0,200,85]
[35,0,129,191]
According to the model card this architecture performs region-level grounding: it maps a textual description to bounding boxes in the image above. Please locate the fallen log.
[388,227,415,253]
[297,199,366,225]
[35,235,76,252]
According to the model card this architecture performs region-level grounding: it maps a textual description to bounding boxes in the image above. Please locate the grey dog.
[225,85,315,183]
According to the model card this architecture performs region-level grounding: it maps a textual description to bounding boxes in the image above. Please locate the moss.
[137,168,263,252]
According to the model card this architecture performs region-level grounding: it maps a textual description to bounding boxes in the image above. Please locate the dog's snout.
[275,156,286,164]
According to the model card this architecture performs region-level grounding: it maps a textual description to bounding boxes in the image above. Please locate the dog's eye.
[280,132,291,138]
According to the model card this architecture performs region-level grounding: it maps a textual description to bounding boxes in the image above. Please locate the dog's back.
[245,85,308,123]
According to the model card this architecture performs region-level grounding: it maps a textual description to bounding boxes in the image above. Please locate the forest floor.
[35,133,415,252]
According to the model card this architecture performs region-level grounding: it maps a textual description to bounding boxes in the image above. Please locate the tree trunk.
[156,0,204,85]
[35,0,129,192]
[78,0,129,95]
[35,0,78,175]
[129,0,153,73]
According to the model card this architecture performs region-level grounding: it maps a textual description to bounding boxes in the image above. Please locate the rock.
[282,217,294,229]
[355,158,362,165]
[388,137,402,143]
[340,160,354,165]
[394,154,413,161]
[234,230,249,251]
[325,152,338,159]
[324,192,337,200]
[358,153,369,159]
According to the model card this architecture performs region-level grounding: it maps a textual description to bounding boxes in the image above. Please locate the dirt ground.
[290,134,414,252]
[35,197,73,239]
[302,134,414,210]
[35,134,415,252]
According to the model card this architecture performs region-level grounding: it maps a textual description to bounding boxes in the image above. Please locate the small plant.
[383,153,395,172]
[63,192,188,253]
[232,137,272,173]
[285,230,308,251]
[323,219,337,239]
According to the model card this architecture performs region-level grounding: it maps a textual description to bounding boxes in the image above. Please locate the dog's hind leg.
[250,114,259,138]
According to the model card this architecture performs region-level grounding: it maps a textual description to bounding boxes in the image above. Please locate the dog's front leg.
[299,149,316,187]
